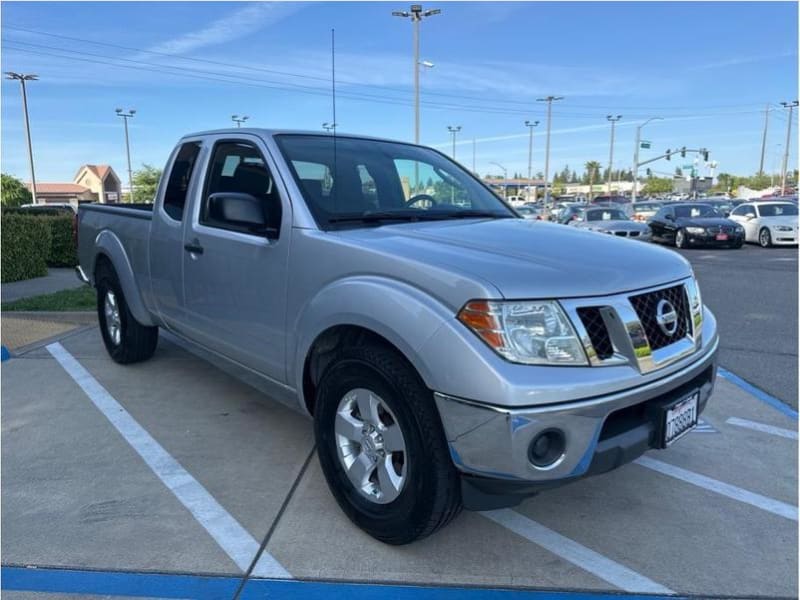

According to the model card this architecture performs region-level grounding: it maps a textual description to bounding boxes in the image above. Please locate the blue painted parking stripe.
[717,367,798,420]
[46,342,290,579]
[1,345,11,361]
[1,566,686,599]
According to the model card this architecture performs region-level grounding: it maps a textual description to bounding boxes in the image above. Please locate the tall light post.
[524,120,539,200]
[232,114,249,128]
[472,138,476,173]
[537,95,563,209]
[606,114,622,195]
[6,72,39,204]
[631,116,662,203]
[780,100,798,195]
[447,125,461,159]
[392,4,441,144]
[322,122,337,132]
[490,161,508,200]
[115,108,136,203]
[758,103,770,176]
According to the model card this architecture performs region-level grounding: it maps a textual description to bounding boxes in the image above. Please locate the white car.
[728,201,799,247]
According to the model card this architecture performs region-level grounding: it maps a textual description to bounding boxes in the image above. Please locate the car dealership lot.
[3,324,797,599]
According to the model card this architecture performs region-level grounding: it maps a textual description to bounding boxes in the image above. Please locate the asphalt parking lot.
[3,317,797,599]
[675,243,798,410]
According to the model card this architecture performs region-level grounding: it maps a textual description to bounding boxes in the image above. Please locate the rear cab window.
[163,142,202,221]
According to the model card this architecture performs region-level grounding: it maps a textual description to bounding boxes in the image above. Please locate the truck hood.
[337,218,692,299]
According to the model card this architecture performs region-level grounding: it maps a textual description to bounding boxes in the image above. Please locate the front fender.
[291,276,458,409]
[93,230,156,327]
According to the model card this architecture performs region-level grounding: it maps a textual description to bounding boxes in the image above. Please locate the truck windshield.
[274,134,515,229]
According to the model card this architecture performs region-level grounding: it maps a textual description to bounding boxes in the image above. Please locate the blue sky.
[2,1,797,184]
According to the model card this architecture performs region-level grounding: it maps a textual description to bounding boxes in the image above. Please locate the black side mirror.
[207,192,275,237]
[664,213,674,221]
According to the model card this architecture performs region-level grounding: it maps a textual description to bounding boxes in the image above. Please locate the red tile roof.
[76,164,115,182]
[27,183,90,194]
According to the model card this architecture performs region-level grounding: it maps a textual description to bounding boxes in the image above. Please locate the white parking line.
[636,456,798,521]
[46,342,290,579]
[482,510,673,594]
[726,417,798,440]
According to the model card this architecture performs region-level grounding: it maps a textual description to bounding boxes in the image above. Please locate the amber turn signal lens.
[457,301,505,350]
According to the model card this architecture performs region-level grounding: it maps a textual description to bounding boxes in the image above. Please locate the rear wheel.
[314,340,462,544]
[96,262,158,364]
[759,227,772,248]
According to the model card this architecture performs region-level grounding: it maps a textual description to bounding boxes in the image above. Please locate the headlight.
[457,300,587,365]
[685,227,705,234]
[735,225,744,233]
[774,225,793,232]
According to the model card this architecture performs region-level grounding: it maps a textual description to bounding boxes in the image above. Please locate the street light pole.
[232,114,249,128]
[632,116,662,203]
[115,108,136,203]
[606,115,622,195]
[490,162,508,201]
[447,125,461,159]
[780,100,798,195]
[524,120,539,201]
[758,103,770,176]
[6,72,39,204]
[537,95,563,210]
[472,138,476,173]
[392,4,441,145]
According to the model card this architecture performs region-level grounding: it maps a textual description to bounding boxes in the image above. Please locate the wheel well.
[94,253,113,280]
[302,325,410,416]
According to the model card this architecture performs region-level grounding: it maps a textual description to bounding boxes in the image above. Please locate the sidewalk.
[1,268,85,304]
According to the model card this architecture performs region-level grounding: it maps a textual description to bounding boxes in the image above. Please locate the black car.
[648,203,745,249]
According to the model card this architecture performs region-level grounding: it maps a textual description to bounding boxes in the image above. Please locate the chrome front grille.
[561,278,702,374]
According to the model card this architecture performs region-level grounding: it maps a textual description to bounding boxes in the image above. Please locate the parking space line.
[726,417,798,440]
[482,510,673,594]
[635,456,798,521]
[46,342,291,579]
[717,367,798,420]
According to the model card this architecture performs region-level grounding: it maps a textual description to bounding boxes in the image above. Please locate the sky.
[1,1,798,185]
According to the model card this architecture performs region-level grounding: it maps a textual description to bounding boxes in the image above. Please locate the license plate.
[716,233,728,241]
[663,391,699,446]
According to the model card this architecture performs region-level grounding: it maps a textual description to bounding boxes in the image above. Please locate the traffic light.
[680,146,686,158]
[646,168,652,176]
[665,149,671,161]
[702,149,709,162]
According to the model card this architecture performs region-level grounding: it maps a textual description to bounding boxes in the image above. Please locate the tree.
[584,161,601,197]
[131,164,162,203]
[642,177,673,195]
[1,173,32,207]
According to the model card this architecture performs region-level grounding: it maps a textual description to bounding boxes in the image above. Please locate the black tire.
[759,227,772,248]
[732,239,744,249]
[95,261,158,364]
[314,340,462,544]
[675,228,688,249]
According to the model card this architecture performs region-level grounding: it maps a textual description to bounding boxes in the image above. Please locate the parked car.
[648,203,744,249]
[515,205,542,220]
[631,201,663,222]
[568,206,651,241]
[728,201,798,247]
[697,197,738,217]
[76,129,718,544]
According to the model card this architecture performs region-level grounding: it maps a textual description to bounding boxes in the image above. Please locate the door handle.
[184,242,204,255]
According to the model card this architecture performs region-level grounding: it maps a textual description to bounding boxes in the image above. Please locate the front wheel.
[96,262,158,364]
[759,227,773,248]
[675,228,688,249]
[314,341,462,544]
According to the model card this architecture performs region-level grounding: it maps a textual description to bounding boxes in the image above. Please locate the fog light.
[528,429,566,468]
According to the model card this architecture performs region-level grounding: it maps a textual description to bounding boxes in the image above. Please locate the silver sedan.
[568,206,652,241]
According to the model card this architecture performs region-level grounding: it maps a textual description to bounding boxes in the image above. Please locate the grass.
[2,286,96,312]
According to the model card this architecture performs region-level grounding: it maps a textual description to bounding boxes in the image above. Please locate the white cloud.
[688,51,796,72]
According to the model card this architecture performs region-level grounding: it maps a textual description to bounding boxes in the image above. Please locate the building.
[73,164,122,203]
[26,164,122,205]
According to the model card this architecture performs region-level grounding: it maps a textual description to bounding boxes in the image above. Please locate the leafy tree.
[131,164,162,203]
[642,177,673,195]
[1,173,32,207]
[584,161,601,196]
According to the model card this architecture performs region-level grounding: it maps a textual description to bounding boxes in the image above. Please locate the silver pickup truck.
[77,129,718,544]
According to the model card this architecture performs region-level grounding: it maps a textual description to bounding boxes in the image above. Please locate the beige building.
[73,164,122,203]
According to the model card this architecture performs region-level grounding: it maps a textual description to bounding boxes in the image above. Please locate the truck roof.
[180,128,410,146]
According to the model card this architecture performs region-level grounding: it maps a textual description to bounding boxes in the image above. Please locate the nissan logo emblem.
[656,299,678,336]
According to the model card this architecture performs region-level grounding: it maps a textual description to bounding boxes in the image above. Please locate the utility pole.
[232,114,249,128]
[322,122,337,132]
[490,162,508,200]
[537,95,563,210]
[524,120,539,201]
[780,100,798,195]
[447,125,461,159]
[115,108,136,203]
[758,104,770,176]
[392,4,441,145]
[606,115,622,195]
[631,116,662,203]
[472,138,476,173]
[6,72,39,204]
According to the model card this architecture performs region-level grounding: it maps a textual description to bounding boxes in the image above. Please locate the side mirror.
[207,192,274,236]
[664,213,674,221]
[745,214,755,221]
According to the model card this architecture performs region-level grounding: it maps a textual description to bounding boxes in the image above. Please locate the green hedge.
[40,214,78,267]
[1,213,52,283]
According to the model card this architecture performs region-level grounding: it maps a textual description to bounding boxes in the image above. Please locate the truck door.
[180,135,290,383]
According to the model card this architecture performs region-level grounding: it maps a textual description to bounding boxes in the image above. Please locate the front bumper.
[684,231,744,246]
[769,228,798,245]
[434,328,718,510]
